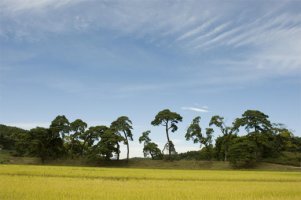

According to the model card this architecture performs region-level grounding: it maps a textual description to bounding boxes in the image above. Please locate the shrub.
[228,137,257,168]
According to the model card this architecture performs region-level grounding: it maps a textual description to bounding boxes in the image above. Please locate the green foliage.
[143,142,162,160]
[0,124,28,150]
[228,137,258,168]
[291,136,301,152]
[214,134,238,161]
[263,151,301,167]
[70,119,87,140]
[185,117,202,145]
[68,119,88,157]
[179,148,215,160]
[203,128,213,148]
[185,117,214,160]
[209,115,235,161]
[49,115,70,139]
[233,110,272,133]
[14,131,31,156]
[178,150,202,160]
[151,109,183,132]
[139,131,162,160]
[28,127,64,162]
[111,116,133,160]
[139,130,151,144]
[111,116,133,141]
[93,128,124,160]
[151,109,182,159]
[233,110,274,161]
[81,126,107,156]
[1,109,300,169]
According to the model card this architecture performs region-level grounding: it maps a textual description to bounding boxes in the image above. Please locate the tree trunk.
[70,137,74,159]
[116,143,120,160]
[123,131,129,161]
[150,153,154,160]
[165,123,171,159]
[126,142,129,161]
[105,153,110,161]
[81,139,87,156]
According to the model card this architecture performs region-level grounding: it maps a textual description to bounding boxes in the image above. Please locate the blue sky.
[0,0,300,157]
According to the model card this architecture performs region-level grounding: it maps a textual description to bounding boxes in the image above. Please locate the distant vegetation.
[1,109,300,168]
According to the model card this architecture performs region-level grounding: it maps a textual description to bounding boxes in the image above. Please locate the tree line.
[0,109,300,168]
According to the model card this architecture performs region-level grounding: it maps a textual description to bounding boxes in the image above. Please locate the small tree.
[185,117,214,160]
[139,131,162,159]
[185,117,202,145]
[151,109,182,159]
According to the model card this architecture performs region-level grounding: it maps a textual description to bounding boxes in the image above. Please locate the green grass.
[263,152,301,167]
[1,149,300,171]
[0,150,40,164]
[0,150,10,163]
[0,164,300,200]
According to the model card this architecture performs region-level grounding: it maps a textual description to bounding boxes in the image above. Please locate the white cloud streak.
[181,106,209,113]
[0,0,82,12]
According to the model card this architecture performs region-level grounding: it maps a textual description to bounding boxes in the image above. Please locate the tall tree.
[80,126,105,156]
[69,119,87,157]
[111,116,133,161]
[203,128,214,152]
[151,109,182,158]
[233,110,273,160]
[49,115,70,140]
[139,131,162,159]
[209,115,235,161]
[95,127,124,160]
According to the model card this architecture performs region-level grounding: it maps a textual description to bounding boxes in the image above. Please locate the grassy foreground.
[0,165,301,200]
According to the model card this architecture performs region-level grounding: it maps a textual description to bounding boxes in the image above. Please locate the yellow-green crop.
[0,165,300,200]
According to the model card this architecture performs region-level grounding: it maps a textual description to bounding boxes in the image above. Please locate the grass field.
[0,165,300,200]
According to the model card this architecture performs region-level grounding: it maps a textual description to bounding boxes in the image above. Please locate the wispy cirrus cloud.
[0,0,300,139]
[181,106,209,113]
[0,0,82,12]
[0,0,300,87]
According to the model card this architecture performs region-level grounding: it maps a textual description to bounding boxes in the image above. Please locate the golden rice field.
[0,164,300,200]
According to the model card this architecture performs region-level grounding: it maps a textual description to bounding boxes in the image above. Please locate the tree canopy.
[151,109,182,158]
[0,109,299,168]
[111,116,133,161]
